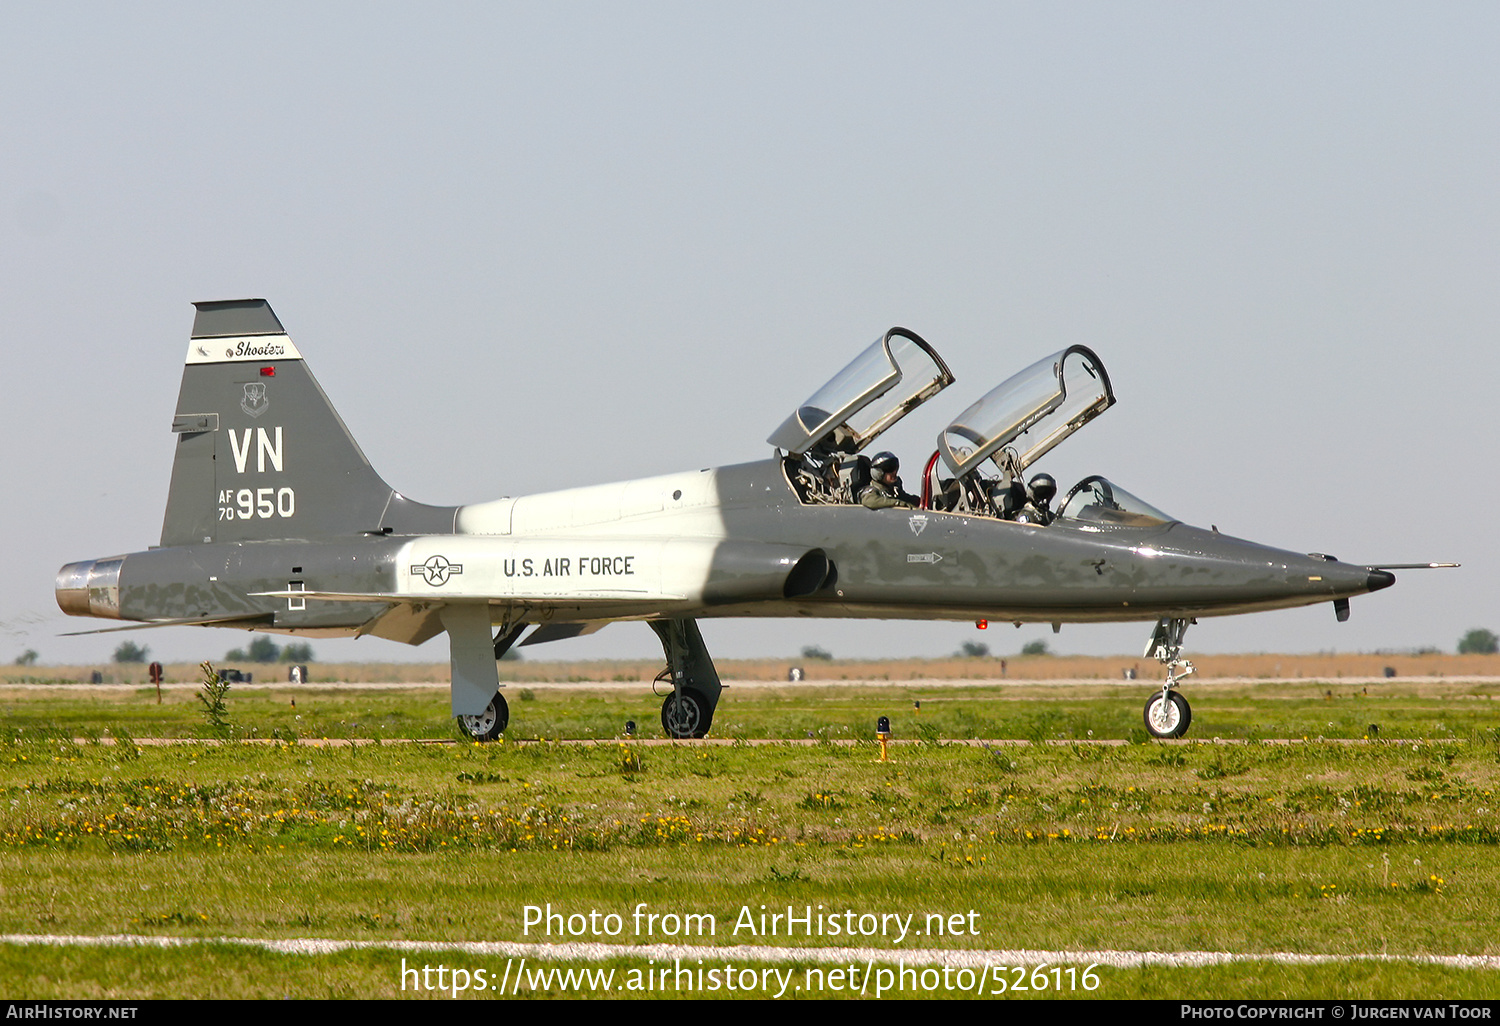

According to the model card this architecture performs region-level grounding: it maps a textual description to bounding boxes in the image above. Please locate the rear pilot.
[860,451,920,509]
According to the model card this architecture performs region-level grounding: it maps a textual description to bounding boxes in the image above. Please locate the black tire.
[661,687,712,739]
[457,692,510,742]
[1143,690,1191,739]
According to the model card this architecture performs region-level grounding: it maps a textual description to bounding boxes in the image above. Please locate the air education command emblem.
[240,382,270,418]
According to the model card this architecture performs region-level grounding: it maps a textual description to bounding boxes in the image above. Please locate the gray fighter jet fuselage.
[57,300,1417,740]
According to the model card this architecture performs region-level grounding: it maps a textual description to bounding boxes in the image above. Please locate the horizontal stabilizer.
[61,613,275,636]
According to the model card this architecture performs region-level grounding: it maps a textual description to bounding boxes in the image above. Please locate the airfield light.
[913,700,920,714]
[876,716,891,762]
[624,720,636,737]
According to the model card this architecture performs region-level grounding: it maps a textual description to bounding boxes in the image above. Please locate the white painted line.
[3,934,1498,970]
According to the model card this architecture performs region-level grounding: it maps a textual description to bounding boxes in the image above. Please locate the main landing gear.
[650,618,723,739]
[660,684,712,738]
[1143,616,1195,739]
[451,619,526,742]
[458,692,510,742]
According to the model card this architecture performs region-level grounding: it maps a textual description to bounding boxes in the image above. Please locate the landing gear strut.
[1143,616,1195,739]
[649,618,722,739]
[443,607,517,742]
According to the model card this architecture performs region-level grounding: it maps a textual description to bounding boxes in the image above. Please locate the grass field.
[11,650,1500,686]
[3,673,1499,1000]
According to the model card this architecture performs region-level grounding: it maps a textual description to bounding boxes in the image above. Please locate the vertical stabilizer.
[160,299,455,546]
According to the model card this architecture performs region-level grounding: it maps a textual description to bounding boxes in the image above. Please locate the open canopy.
[768,328,953,456]
[937,345,1114,481]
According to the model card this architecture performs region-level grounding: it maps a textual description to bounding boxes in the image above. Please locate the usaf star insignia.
[413,554,464,586]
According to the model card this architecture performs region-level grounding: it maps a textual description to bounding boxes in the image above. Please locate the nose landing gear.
[1143,616,1195,739]
[1144,689,1191,739]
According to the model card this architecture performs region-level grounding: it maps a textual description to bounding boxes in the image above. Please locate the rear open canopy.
[768,328,953,456]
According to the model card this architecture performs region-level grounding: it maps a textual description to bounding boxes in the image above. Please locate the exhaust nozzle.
[55,557,126,618]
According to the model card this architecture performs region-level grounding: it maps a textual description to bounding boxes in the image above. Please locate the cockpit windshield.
[938,346,1113,482]
[1056,476,1175,527]
[769,328,953,456]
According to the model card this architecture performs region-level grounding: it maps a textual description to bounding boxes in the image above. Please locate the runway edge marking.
[3,934,1499,969]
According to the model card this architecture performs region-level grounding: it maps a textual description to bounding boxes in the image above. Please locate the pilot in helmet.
[1014,472,1057,525]
[861,451,919,510]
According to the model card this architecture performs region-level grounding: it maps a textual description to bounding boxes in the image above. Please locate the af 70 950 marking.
[218,487,294,520]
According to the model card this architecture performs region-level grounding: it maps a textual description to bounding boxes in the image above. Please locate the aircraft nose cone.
[1367,569,1396,593]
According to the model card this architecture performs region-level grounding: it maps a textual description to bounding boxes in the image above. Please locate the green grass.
[4,677,1499,742]
[2,680,1499,999]
[3,944,1498,1000]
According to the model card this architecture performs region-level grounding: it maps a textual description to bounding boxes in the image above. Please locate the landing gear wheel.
[458,692,509,742]
[1144,690,1191,739]
[661,687,712,739]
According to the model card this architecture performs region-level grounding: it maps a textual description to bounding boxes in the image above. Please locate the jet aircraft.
[57,299,1440,740]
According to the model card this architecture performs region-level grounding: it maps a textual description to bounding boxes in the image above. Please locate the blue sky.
[3,3,1495,664]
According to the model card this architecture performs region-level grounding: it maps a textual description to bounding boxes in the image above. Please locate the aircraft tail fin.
[160,299,456,546]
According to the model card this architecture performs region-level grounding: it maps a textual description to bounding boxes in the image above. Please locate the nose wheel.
[1143,616,1196,739]
[1144,690,1191,739]
[457,692,509,742]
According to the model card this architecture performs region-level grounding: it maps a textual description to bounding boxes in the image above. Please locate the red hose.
[921,450,940,510]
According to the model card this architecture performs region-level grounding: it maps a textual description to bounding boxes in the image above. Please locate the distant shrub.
[246,636,281,662]
[1458,629,1498,655]
[113,641,149,663]
[281,641,315,662]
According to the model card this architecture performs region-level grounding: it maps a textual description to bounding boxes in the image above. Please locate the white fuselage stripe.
[427,469,729,605]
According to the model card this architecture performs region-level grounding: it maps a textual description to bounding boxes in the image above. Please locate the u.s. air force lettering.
[503,555,636,578]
